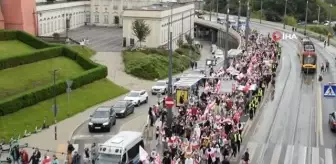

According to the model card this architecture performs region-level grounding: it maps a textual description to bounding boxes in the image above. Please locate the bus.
[96,131,144,164]
[297,37,317,73]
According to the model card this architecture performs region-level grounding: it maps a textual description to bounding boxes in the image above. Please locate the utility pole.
[209,0,213,21]
[52,70,58,140]
[216,0,219,17]
[304,0,308,35]
[238,0,241,31]
[224,0,230,68]
[167,4,174,128]
[318,5,320,24]
[283,0,288,29]
[245,0,250,54]
[260,0,263,24]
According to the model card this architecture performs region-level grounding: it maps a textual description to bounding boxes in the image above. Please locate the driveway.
[65,26,123,52]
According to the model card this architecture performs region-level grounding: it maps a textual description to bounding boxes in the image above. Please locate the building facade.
[36,0,90,36]
[90,0,160,27]
[122,3,194,50]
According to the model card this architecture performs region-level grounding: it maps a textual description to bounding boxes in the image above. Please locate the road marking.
[317,85,324,146]
[311,147,319,164]
[72,134,113,140]
[298,145,307,164]
[270,144,282,164]
[325,148,333,164]
[284,145,294,164]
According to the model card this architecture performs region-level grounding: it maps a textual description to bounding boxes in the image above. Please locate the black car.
[88,107,116,132]
[113,100,135,118]
[329,112,336,131]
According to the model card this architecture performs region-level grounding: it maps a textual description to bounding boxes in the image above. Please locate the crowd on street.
[143,30,281,164]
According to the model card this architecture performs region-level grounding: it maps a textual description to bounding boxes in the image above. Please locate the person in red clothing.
[20,148,29,164]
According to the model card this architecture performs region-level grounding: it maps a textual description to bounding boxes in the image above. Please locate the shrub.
[16,31,51,49]
[0,47,62,70]
[0,47,107,115]
[307,25,329,35]
[251,10,265,20]
[0,30,17,41]
[284,16,297,26]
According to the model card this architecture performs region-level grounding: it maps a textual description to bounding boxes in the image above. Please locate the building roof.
[125,2,191,11]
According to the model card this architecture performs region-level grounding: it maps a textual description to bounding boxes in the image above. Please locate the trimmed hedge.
[0,30,107,116]
[0,47,107,115]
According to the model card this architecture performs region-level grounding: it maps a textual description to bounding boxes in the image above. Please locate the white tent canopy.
[174,73,204,88]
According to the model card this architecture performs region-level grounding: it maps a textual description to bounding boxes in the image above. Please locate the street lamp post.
[245,0,250,53]
[209,0,213,21]
[317,5,320,24]
[238,0,241,31]
[167,4,174,128]
[260,0,263,24]
[52,70,58,140]
[65,14,72,38]
[216,0,219,17]
[224,0,230,68]
[328,4,333,46]
[304,0,308,35]
[283,0,288,29]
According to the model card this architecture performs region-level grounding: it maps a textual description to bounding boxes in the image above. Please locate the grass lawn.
[0,79,128,141]
[68,45,96,59]
[0,56,85,99]
[0,40,36,60]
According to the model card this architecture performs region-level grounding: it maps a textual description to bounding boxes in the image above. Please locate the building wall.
[0,0,37,35]
[0,7,4,29]
[36,1,90,36]
[90,0,160,27]
[122,3,194,50]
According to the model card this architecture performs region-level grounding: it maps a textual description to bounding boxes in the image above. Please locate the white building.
[90,0,160,27]
[36,0,90,36]
[122,2,194,50]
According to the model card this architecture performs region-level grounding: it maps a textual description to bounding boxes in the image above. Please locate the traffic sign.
[165,97,174,108]
[323,84,336,97]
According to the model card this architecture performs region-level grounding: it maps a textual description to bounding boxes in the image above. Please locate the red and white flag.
[215,80,221,94]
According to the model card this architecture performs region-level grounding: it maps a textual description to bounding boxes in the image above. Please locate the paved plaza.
[65,26,123,52]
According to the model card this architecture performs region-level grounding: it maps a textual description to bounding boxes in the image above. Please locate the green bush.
[16,31,51,49]
[284,16,297,26]
[0,30,17,41]
[307,25,329,35]
[251,11,265,20]
[0,47,62,70]
[123,47,200,80]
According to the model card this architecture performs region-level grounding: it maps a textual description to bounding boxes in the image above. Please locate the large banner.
[176,89,188,107]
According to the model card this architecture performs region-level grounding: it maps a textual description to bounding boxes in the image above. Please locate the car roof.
[157,80,167,83]
[115,100,129,103]
[130,90,145,93]
[96,106,111,112]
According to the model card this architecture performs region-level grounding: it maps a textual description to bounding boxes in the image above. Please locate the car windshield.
[304,45,314,51]
[156,82,166,86]
[93,111,109,118]
[114,101,127,108]
[127,92,140,97]
[97,154,121,164]
[303,56,316,64]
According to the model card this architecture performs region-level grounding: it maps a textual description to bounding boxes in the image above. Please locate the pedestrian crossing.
[231,141,335,164]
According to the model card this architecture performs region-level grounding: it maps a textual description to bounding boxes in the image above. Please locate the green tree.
[177,36,184,48]
[132,20,151,47]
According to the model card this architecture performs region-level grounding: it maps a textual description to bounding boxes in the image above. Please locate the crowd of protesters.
[144,30,281,164]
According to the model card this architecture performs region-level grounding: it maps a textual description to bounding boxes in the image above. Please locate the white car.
[124,90,148,106]
[151,80,168,95]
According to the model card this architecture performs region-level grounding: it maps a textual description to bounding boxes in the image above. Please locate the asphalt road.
[226,21,336,164]
[70,40,220,155]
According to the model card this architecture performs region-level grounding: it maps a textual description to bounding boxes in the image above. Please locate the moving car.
[329,112,336,131]
[123,90,148,106]
[88,107,116,132]
[113,100,135,118]
[151,80,168,95]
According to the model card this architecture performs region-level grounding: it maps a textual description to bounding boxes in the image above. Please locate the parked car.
[113,100,135,118]
[329,112,336,131]
[124,90,149,106]
[88,107,116,132]
[152,80,168,95]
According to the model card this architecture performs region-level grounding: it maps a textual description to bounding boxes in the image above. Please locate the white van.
[96,131,144,164]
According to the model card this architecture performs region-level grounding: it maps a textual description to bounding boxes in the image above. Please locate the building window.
[58,20,61,30]
[51,21,54,32]
[43,23,46,34]
[39,24,42,35]
[104,15,109,24]
[95,15,99,23]
[113,5,118,10]
[86,14,90,23]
